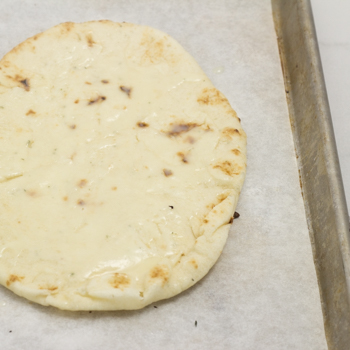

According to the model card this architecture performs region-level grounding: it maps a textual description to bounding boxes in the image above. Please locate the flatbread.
[0,21,246,310]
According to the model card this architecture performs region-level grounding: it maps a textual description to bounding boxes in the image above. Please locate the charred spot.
[77,199,85,206]
[167,123,197,137]
[26,109,36,116]
[101,79,109,84]
[20,79,30,91]
[234,212,240,219]
[169,205,174,209]
[177,152,188,163]
[77,179,88,188]
[137,122,149,128]
[120,85,132,97]
[229,217,233,224]
[86,34,96,47]
[6,274,24,286]
[74,99,79,104]
[163,169,173,177]
[88,95,106,105]
[69,124,76,130]
[150,265,169,284]
[109,273,130,289]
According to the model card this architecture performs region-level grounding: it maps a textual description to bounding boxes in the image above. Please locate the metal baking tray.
[272,0,350,349]
[0,0,348,348]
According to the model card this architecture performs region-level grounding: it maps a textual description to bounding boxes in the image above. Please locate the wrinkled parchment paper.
[0,1,327,349]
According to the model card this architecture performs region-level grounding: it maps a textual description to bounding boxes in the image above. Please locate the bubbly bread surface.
[0,21,246,310]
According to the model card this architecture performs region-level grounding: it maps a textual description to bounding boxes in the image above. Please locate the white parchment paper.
[0,1,328,349]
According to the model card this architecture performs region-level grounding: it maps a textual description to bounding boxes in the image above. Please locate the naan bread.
[0,21,246,310]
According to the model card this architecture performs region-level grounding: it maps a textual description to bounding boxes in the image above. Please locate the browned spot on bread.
[20,79,30,91]
[63,196,68,201]
[217,193,229,204]
[101,79,109,84]
[69,124,76,130]
[167,123,197,137]
[70,152,76,161]
[6,274,24,286]
[109,273,130,290]
[150,265,169,284]
[213,161,241,176]
[27,190,38,197]
[163,169,173,177]
[74,99,79,104]
[86,33,96,47]
[222,127,241,138]
[77,199,85,206]
[185,136,196,144]
[190,259,198,269]
[6,75,30,91]
[39,285,58,291]
[229,217,233,224]
[88,95,106,105]
[140,34,167,64]
[85,81,92,85]
[177,152,188,163]
[197,88,228,106]
[231,149,241,156]
[26,109,36,116]
[111,186,117,191]
[77,179,88,188]
[203,219,209,224]
[61,22,74,33]
[137,122,149,128]
[120,86,132,97]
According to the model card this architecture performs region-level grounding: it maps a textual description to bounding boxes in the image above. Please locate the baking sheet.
[0,0,327,349]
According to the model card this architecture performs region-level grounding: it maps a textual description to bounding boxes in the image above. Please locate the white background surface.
[311,0,350,209]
